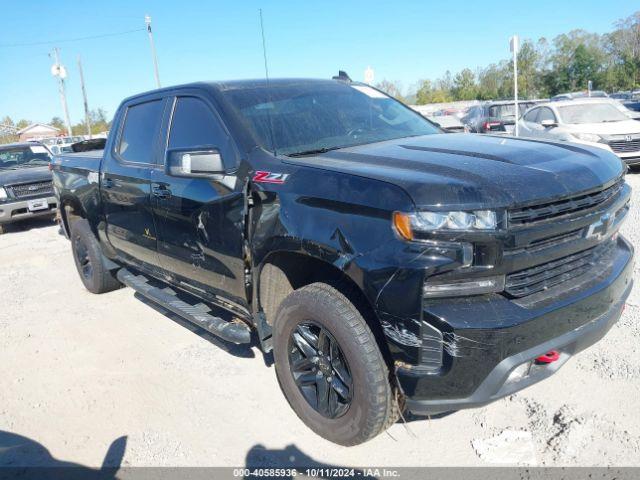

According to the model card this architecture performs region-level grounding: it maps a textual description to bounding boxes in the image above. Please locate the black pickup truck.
[52,78,633,446]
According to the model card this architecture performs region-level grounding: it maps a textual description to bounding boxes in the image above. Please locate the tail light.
[482,121,502,132]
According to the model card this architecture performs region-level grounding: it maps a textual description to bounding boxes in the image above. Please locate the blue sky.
[0,0,636,124]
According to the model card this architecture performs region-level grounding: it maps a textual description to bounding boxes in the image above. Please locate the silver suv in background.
[518,99,640,165]
[0,143,57,233]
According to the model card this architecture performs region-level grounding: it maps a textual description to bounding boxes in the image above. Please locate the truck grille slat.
[508,180,623,225]
[607,139,640,153]
[504,240,616,298]
[9,181,54,199]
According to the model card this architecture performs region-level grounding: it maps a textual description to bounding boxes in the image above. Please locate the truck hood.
[0,166,52,186]
[285,134,624,209]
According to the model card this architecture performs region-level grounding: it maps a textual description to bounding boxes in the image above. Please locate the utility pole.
[51,48,73,136]
[510,35,519,137]
[77,56,92,138]
[145,14,161,88]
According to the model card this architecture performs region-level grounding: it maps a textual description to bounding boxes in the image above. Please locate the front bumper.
[618,151,640,165]
[0,196,57,224]
[396,235,633,415]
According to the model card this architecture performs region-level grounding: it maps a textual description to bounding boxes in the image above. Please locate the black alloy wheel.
[288,322,352,419]
[73,233,93,280]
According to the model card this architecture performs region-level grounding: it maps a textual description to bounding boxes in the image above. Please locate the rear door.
[102,97,167,271]
[150,94,247,306]
[520,107,541,137]
[530,107,559,140]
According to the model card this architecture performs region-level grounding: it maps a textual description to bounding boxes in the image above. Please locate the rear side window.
[537,107,556,123]
[523,108,539,122]
[117,100,164,164]
[168,97,226,149]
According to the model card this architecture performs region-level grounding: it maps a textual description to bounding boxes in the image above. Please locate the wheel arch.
[257,249,394,368]
[58,195,88,237]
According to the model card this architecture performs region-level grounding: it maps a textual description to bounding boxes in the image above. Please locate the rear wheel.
[70,219,121,294]
[273,283,399,446]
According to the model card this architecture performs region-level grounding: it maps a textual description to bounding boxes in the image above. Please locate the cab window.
[117,100,164,164]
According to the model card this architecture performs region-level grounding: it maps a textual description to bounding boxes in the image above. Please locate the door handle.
[103,177,115,188]
[152,184,172,199]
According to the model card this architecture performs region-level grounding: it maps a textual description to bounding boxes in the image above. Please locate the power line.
[0,28,145,48]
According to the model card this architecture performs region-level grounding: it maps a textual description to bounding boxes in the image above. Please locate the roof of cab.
[121,78,355,103]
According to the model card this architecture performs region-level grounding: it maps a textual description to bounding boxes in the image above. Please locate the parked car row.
[460,100,548,134]
[443,91,640,166]
[517,98,640,165]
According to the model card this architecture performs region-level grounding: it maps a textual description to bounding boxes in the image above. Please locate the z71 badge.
[252,171,289,184]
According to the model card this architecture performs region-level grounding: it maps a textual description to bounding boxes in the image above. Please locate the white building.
[17,123,61,142]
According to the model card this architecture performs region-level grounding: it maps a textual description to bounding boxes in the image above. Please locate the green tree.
[374,80,405,102]
[451,68,477,100]
[16,119,30,129]
[50,117,65,131]
[416,79,452,104]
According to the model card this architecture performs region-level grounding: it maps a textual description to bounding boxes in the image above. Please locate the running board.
[117,268,251,345]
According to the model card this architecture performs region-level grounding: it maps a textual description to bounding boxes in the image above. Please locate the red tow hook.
[535,350,560,364]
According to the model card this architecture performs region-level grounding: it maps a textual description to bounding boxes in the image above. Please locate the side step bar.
[117,268,252,345]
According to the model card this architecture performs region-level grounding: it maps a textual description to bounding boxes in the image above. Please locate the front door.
[151,95,247,306]
[102,98,166,272]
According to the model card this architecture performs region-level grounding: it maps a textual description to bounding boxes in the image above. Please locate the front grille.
[607,139,640,153]
[10,181,54,199]
[504,240,616,298]
[509,180,623,225]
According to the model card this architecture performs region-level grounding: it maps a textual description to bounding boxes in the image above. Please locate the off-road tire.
[273,282,399,446]
[70,219,121,294]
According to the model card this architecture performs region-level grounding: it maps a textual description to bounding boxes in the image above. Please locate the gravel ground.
[0,174,639,469]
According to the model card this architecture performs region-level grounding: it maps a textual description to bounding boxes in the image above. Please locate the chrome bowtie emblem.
[626,135,633,142]
[586,212,613,240]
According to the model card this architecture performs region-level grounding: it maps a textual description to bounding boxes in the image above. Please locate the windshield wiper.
[286,146,345,157]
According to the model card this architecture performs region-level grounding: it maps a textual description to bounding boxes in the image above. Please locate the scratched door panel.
[150,170,247,304]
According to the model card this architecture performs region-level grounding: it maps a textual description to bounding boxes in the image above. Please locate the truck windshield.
[0,146,51,170]
[488,103,535,120]
[221,82,440,156]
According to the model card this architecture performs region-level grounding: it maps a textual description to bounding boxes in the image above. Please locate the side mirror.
[167,148,225,177]
[540,119,558,128]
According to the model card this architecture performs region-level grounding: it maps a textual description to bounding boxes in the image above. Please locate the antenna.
[259,9,277,156]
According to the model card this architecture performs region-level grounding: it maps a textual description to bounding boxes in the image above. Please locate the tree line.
[376,10,640,104]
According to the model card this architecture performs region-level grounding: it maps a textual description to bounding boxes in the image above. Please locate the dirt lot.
[1,176,640,469]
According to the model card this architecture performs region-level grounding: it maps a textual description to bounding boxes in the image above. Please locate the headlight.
[393,210,498,240]
[572,132,602,143]
[0,187,7,201]
[423,275,505,297]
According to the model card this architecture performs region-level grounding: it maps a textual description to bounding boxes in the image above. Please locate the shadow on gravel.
[0,430,126,478]
[0,216,56,235]
[244,444,375,479]
[134,293,275,365]
[401,410,456,423]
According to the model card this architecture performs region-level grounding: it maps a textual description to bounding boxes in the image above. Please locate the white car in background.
[518,99,640,165]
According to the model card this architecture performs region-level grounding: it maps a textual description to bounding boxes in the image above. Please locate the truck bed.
[51,149,104,235]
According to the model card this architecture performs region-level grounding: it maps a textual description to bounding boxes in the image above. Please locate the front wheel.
[70,219,121,294]
[273,283,399,446]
